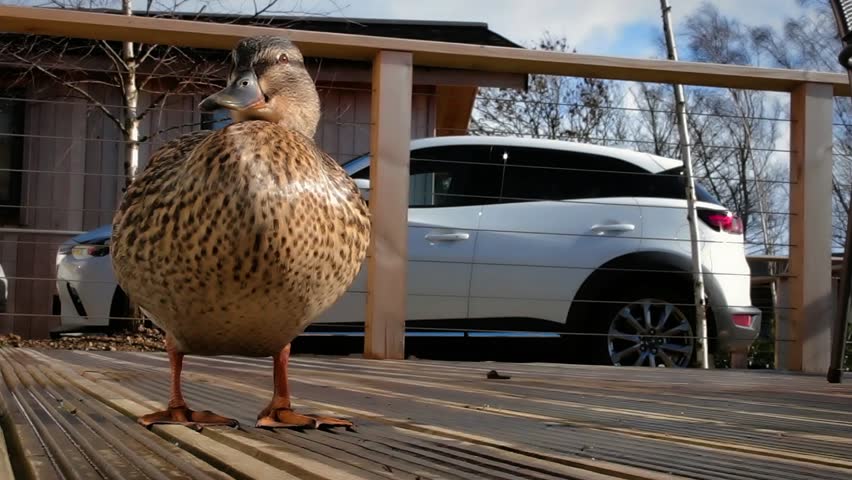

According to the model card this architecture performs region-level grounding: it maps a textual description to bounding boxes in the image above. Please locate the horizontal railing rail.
[0,5,849,94]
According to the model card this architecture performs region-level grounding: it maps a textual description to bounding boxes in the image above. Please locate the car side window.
[351,145,502,207]
[497,146,649,202]
[409,145,501,207]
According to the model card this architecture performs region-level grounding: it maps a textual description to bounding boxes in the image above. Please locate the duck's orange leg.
[138,335,239,430]
[255,343,354,430]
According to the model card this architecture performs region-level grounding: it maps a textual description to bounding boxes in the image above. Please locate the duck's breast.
[113,121,370,356]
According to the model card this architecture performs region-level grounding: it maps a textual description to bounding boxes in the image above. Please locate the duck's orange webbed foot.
[255,407,355,431]
[138,406,239,431]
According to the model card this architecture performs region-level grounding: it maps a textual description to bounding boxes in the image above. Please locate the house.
[0,12,526,337]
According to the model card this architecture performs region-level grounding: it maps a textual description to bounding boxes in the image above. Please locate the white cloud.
[345,0,650,48]
[325,0,805,56]
[9,0,809,58]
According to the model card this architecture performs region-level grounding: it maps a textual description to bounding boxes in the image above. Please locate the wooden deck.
[0,347,850,480]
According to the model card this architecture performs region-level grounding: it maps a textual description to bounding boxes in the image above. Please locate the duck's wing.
[143,130,214,175]
[310,142,369,204]
[313,143,371,224]
[113,130,213,230]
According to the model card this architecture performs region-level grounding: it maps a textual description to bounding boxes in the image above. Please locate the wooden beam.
[435,85,477,136]
[365,50,412,360]
[0,6,848,95]
[413,68,525,90]
[787,83,834,373]
[311,60,526,89]
[0,52,525,89]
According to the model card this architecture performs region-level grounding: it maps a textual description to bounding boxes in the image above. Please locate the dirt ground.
[0,326,165,352]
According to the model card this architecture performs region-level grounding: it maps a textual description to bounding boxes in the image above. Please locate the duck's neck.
[230,88,321,139]
[272,88,320,138]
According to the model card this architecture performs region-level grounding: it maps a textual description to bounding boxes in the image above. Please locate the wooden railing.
[0,5,845,372]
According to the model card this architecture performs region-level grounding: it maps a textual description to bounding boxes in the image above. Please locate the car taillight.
[732,314,754,328]
[697,209,743,234]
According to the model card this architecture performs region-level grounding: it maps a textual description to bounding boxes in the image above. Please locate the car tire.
[573,275,700,368]
[108,286,147,333]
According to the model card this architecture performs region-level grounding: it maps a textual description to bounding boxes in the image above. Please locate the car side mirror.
[353,178,370,202]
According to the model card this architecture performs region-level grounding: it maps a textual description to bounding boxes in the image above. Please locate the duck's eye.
[277,53,289,65]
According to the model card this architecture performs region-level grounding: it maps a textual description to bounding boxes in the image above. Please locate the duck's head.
[200,35,320,137]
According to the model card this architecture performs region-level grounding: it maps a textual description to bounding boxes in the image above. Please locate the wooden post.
[364,50,413,360]
[774,275,793,370]
[788,82,834,373]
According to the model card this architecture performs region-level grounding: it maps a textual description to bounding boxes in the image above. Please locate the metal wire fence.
[0,50,845,370]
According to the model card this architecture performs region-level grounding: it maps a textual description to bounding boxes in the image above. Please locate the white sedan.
[54,225,130,332]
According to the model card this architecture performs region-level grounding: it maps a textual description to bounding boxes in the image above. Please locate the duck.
[110,35,371,430]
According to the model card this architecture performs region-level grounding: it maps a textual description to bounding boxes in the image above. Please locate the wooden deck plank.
[151,353,852,466]
[114,375,574,480]
[0,367,60,479]
[296,365,852,462]
[50,350,852,479]
[0,349,91,480]
[0,423,16,480]
[3,348,851,480]
[3,348,239,480]
[35,350,693,479]
[23,356,236,480]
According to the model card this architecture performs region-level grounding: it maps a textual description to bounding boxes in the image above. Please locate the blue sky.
[581,20,661,58]
[11,0,810,58]
[307,0,807,58]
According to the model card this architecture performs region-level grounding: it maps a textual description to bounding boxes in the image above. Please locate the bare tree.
[751,0,851,250]
[470,32,625,144]
[0,0,323,187]
[628,4,787,255]
[629,83,678,157]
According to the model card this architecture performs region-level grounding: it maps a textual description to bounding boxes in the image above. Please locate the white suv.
[318,135,761,367]
[54,135,760,367]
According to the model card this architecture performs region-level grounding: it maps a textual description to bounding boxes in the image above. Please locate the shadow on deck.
[0,347,850,479]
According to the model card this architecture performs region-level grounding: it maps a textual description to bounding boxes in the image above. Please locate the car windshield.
[71,225,112,244]
[342,153,370,176]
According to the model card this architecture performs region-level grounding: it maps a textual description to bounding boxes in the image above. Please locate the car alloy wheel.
[606,298,694,367]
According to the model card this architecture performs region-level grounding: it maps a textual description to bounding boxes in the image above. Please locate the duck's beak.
[200,70,265,112]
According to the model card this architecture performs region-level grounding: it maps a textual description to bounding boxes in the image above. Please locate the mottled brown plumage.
[111,35,370,430]
[113,122,369,356]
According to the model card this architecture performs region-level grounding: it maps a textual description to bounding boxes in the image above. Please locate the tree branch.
[253,0,280,18]
[99,40,127,70]
[98,40,128,97]
[10,52,126,134]
[137,42,159,68]
[136,91,170,123]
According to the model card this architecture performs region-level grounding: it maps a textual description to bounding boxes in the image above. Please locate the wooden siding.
[315,84,436,163]
[0,81,437,338]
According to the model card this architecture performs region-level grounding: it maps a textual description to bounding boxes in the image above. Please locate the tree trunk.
[122,0,139,189]
[124,120,139,189]
[119,0,144,332]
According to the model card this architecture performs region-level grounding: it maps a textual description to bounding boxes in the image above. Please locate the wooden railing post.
[788,82,834,373]
[364,50,412,360]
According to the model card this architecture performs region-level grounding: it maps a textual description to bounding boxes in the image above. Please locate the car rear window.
[654,167,721,205]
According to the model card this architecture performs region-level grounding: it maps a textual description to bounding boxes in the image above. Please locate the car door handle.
[590,223,635,233]
[425,232,470,242]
